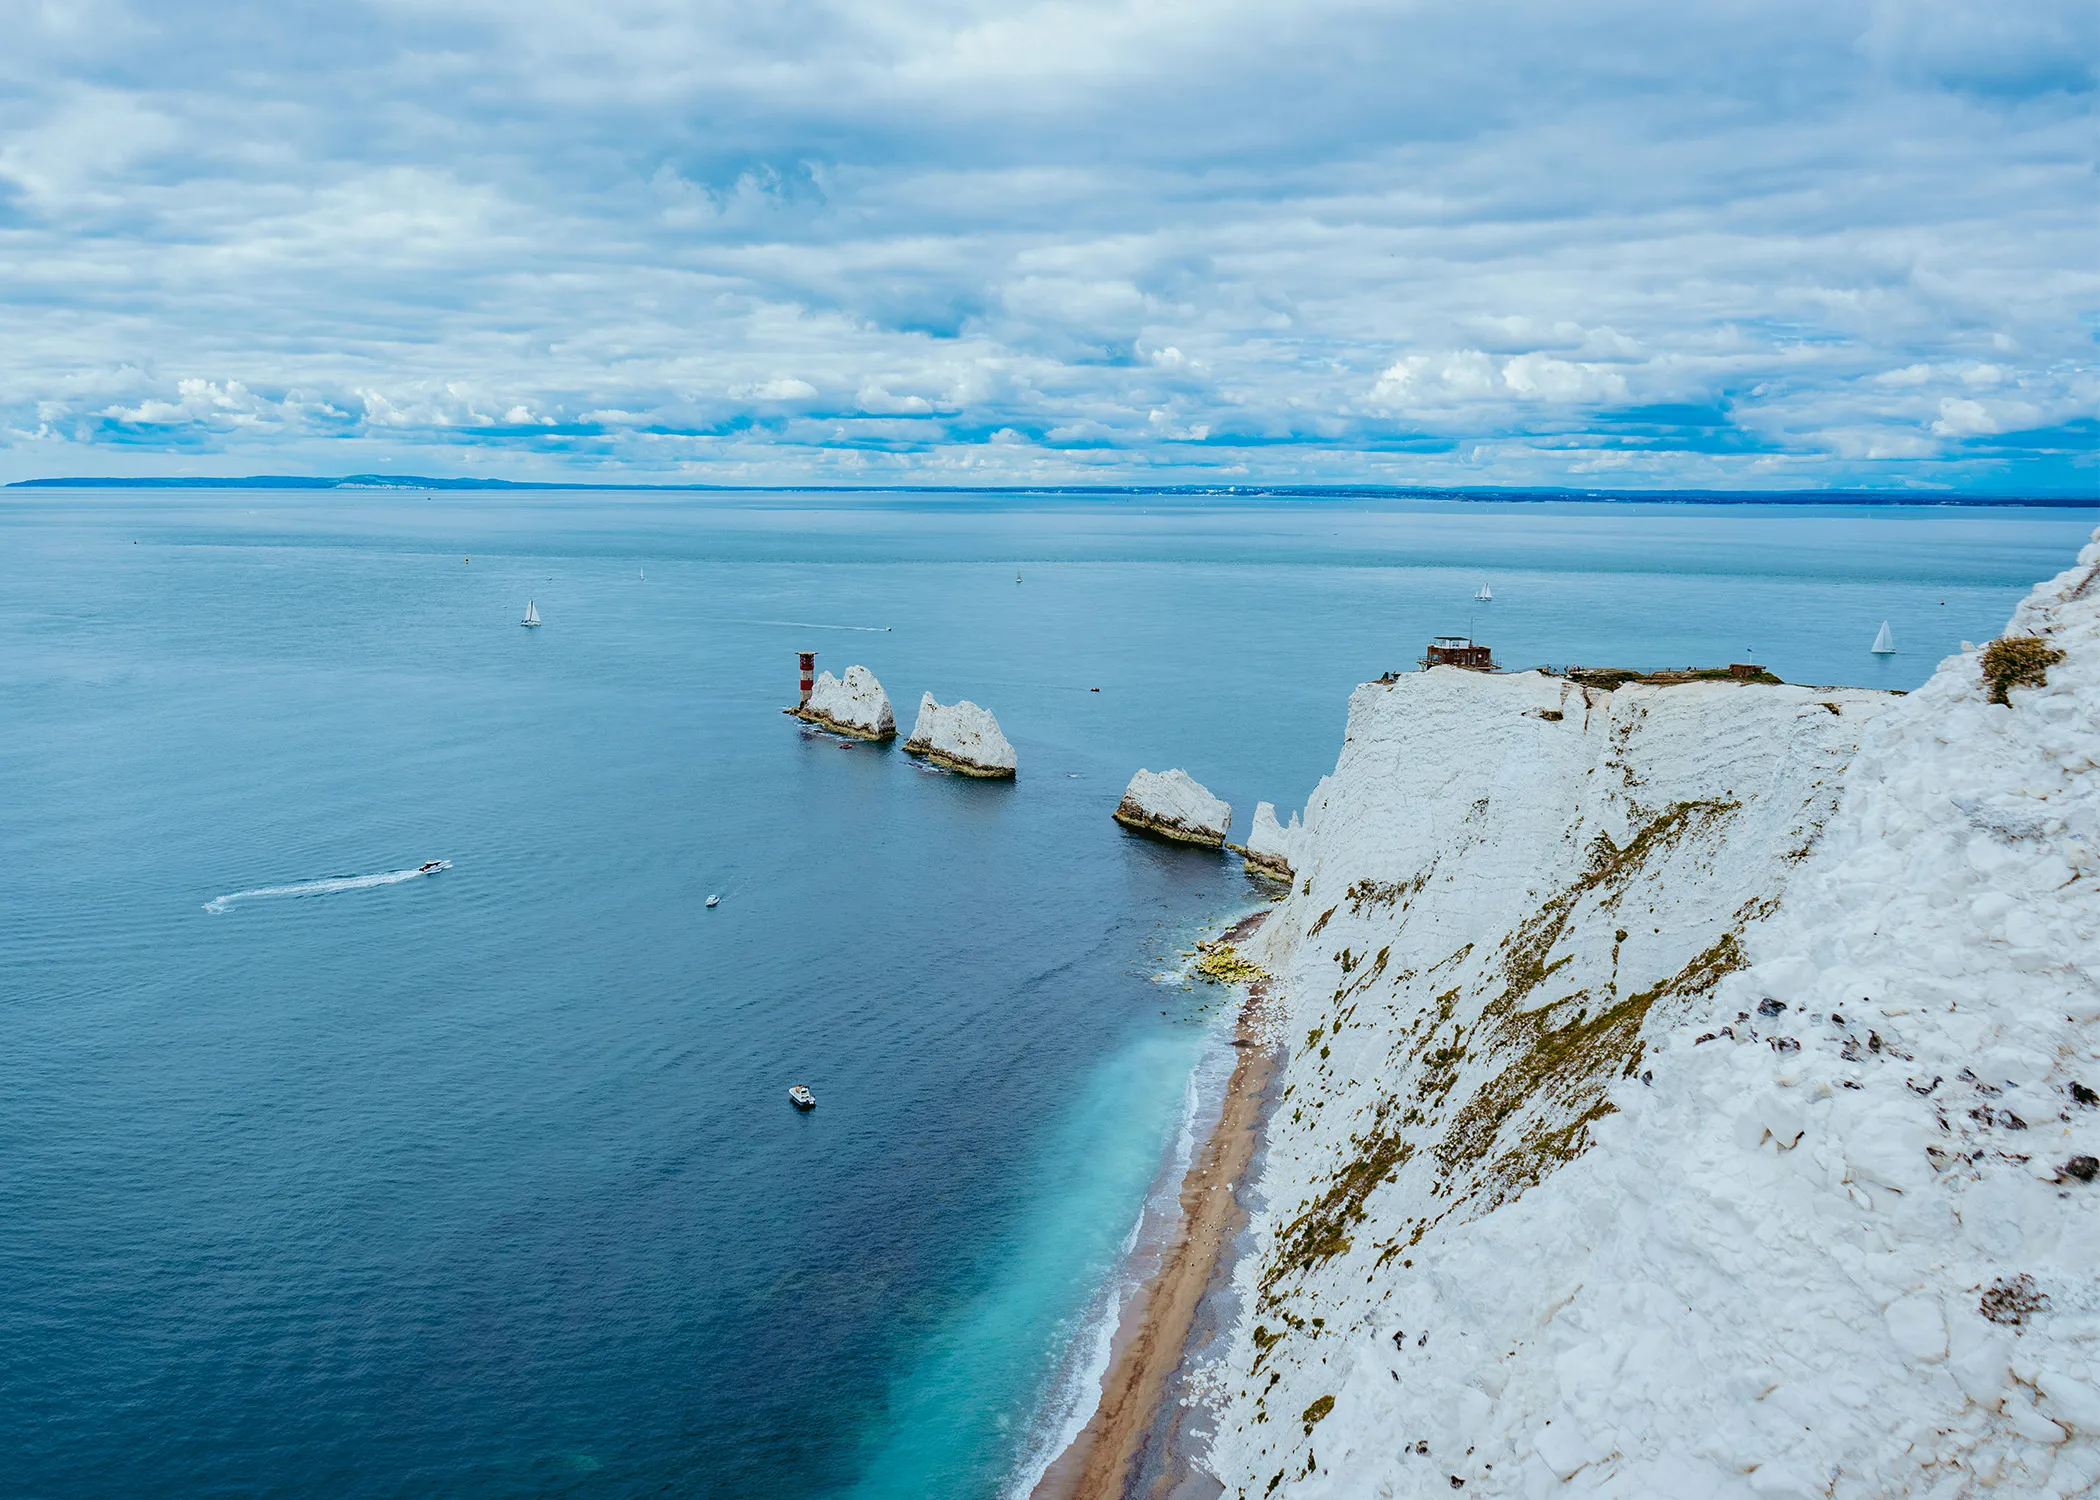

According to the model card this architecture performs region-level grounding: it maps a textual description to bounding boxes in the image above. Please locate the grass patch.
[1263,1098,1415,1296]
[1982,635,2064,704]
[1440,931,1745,1209]
[1499,800,1737,1010]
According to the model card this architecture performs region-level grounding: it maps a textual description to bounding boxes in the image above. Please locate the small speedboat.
[418,861,448,874]
[788,1085,816,1110]
[705,894,720,908]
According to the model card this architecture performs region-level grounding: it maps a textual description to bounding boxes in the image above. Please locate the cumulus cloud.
[0,0,2092,488]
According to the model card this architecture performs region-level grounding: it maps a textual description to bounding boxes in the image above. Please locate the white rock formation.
[797,665,896,740]
[903,693,1016,777]
[1195,532,2100,1499]
[1246,800,1305,878]
[1115,768,1233,847]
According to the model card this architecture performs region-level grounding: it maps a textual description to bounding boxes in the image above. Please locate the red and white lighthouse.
[798,651,816,704]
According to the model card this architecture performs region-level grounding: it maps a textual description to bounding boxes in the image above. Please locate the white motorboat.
[705,894,720,908]
[788,1084,816,1111]
[417,861,449,874]
[521,601,542,628]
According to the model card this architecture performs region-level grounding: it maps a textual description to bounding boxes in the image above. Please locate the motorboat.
[417,861,449,874]
[706,894,720,908]
[788,1085,816,1110]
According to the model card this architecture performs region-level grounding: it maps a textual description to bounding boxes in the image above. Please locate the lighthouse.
[798,651,816,705]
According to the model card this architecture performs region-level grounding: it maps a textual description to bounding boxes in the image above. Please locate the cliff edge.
[1196,530,2100,1499]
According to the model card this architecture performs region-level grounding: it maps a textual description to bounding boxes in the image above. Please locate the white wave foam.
[1001,1028,1237,1500]
[203,861,450,914]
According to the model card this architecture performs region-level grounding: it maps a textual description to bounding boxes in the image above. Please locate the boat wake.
[203,862,450,914]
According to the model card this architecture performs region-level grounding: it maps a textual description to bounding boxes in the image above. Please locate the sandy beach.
[1031,911,1278,1500]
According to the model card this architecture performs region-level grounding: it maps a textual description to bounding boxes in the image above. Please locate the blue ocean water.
[1,490,2090,1498]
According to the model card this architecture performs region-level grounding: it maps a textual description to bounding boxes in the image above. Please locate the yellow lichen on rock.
[1195,944,1268,985]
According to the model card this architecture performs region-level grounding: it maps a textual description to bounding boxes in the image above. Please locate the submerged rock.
[903,693,1016,777]
[795,665,896,740]
[1245,800,1303,878]
[1113,768,1231,847]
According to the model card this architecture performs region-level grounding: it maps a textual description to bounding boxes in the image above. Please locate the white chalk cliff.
[798,665,896,740]
[904,693,1016,777]
[1116,768,1233,847]
[1197,530,2100,1500]
[1247,800,1306,878]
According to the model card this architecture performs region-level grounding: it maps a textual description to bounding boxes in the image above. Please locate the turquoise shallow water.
[1,490,2091,1498]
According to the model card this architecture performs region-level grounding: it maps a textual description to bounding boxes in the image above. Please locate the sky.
[0,0,2095,490]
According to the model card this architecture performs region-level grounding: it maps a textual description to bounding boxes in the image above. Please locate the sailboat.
[1871,621,1894,654]
[521,601,542,628]
[1475,583,1493,602]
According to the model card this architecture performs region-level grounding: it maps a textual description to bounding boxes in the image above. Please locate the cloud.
[1369,351,1629,408]
[0,0,2092,489]
[732,377,819,400]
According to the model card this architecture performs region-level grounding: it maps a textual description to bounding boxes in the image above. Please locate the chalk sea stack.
[1113,768,1231,847]
[903,694,1016,777]
[794,665,897,741]
[1243,800,1302,878]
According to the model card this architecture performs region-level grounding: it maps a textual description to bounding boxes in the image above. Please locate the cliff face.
[1199,537,2100,1500]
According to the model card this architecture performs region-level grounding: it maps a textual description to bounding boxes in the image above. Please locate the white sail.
[1476,583,1493,602]
[1871,620,1894,654]
[522,601,541,627]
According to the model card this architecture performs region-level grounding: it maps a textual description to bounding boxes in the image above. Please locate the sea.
[3,489,2091,1498]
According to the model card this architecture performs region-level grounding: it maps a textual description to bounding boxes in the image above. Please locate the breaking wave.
[203,862,450,914]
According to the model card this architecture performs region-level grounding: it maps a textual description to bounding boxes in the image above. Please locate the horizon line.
[6,474,2097,506]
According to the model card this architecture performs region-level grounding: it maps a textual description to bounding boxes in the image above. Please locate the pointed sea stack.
[794,665,897,741]
[1113,768,1231,847]
[903,694,1016,777]
[1243,800,1302,878]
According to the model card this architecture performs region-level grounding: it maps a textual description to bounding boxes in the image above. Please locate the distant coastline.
[6,475,2096,505]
